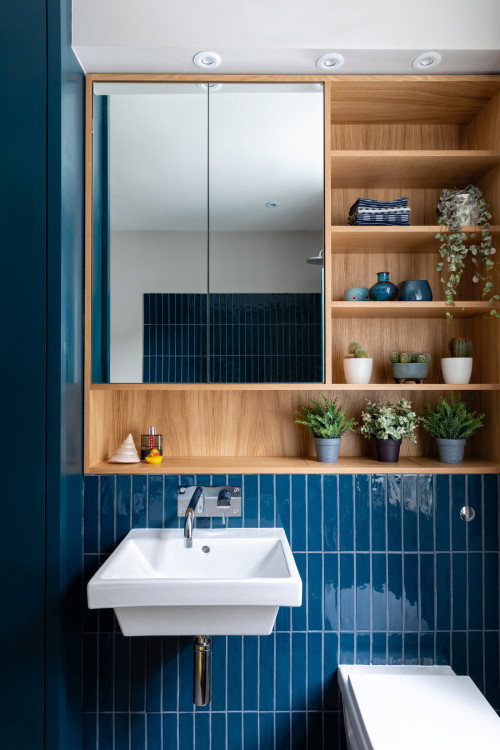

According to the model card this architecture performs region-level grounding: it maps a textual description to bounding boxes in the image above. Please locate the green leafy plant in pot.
[295,395,357,463]
[435,185,499,318]
[359,398,420,463]
[421,392,484,464]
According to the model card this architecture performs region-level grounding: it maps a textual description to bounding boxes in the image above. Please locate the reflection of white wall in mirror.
[110,231,206,382]
[110,229,322,382]
[109,87,323,232]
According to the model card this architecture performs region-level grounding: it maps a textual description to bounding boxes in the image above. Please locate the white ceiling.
[73,0,500,74]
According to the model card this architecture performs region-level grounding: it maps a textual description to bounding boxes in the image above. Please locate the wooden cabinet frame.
[85,74,500,474]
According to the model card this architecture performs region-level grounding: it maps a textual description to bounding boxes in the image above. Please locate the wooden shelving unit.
[84,74,500,475]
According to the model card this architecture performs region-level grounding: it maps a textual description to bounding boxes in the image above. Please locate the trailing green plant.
[295,395,358,439]
[347,341,367,358]
[389,352,431,364]
[435,185,499,317]
[359,399,420,442]
[421,392,484,440]
[448,337,472,357]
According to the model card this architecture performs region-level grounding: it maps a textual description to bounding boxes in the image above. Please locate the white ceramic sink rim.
[87,527,302,609]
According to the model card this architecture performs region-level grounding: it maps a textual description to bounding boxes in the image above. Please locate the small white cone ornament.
[109,433,140,463]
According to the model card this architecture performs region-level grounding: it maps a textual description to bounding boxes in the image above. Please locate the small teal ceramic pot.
[398,280,433,301]
[369,271,398,301]
[343,286,370,301]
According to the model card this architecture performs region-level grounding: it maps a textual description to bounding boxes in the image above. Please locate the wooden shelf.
[88,456,500,475]
[329,77,500,124]
[331,301,499,319]
[90,382,500,392]
[331,150,500,188]
[331,225,500,254]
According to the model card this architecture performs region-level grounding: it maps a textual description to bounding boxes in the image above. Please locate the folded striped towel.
[348,197,411,226]
[349,197,409,214]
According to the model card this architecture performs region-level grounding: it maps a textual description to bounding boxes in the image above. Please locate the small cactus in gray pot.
[390,351,431,383]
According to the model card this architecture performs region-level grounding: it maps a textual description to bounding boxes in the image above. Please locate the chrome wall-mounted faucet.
[178,486,242,540]
[184,486,205,548]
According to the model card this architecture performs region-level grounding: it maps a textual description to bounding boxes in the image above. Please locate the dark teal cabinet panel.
[0,1,48,748]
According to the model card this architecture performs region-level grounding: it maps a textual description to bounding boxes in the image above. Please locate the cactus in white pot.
[441,338,473,384]
[343,341,372,384]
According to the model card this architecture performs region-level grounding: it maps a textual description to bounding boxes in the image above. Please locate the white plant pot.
[344,358,373,385]
[444,194,479,226]
[441,357,473,385]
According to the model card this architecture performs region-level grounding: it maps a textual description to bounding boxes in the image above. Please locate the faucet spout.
[184,486,204,548]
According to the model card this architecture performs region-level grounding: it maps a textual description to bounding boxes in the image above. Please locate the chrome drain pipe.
[193,636,212,706]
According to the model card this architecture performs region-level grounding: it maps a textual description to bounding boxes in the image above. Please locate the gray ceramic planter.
[392,362,428,384]
[436,438,466,464]
[314,437,341,463]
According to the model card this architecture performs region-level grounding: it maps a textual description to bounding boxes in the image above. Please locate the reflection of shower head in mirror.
[306,249,324,266]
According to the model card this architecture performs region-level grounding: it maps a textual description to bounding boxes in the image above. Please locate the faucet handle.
[217,489,232,508]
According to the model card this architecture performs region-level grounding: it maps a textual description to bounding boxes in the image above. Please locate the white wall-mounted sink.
[87,528,302,636]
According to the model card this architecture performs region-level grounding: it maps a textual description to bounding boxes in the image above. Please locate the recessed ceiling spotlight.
[412,51,442,70]
[193,51,222,70]
[265,202,280,208]
[316,53,345,72]
[197,82,223,92]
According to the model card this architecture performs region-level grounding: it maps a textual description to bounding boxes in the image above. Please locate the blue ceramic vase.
[398,280,433,301]
[369,271,398,301]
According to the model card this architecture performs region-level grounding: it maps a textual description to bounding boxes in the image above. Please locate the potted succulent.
[295,395,357,463]
[441,337,473,384]
[390,351,431,383]
[435,186,499,318]
[421,392,484,464]
[359,398,420,463]
[344,341,372,384]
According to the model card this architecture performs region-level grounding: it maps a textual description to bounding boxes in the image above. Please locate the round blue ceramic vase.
[398,280,433,301]
[369,271,398,301]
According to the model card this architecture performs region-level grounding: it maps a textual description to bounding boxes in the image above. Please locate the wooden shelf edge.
[89,382,500,392]
[331,301,500,318]
[330,149,500,158]
[85,456,500,476]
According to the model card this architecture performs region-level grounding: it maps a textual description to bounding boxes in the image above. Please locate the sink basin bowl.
[87,528,302,636]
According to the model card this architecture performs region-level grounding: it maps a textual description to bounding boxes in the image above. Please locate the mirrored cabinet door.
[91,81,324,384]
[92,82,209,384]
[208,83,325,383]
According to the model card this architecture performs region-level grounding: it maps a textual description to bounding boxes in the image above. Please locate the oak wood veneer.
[84,74,500,475]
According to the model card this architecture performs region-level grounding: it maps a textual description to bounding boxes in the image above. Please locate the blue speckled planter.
[369,271,398,301]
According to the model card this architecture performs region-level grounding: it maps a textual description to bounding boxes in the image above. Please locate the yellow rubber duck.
[145,448,163,465]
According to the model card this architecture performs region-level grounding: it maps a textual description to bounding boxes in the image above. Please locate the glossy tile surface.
[83,473,499,749]
[143,292,322,383]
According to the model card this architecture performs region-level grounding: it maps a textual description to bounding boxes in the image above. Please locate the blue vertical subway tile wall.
[82,473,500,749]
[143,293,322,383]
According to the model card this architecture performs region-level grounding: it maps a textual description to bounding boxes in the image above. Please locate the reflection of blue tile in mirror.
[143,292,322,383]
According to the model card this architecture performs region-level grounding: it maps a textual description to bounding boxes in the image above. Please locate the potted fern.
[421,392,484,464]
[295,395,357,463]
[359,398,420,462]
[435,185,499,317]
